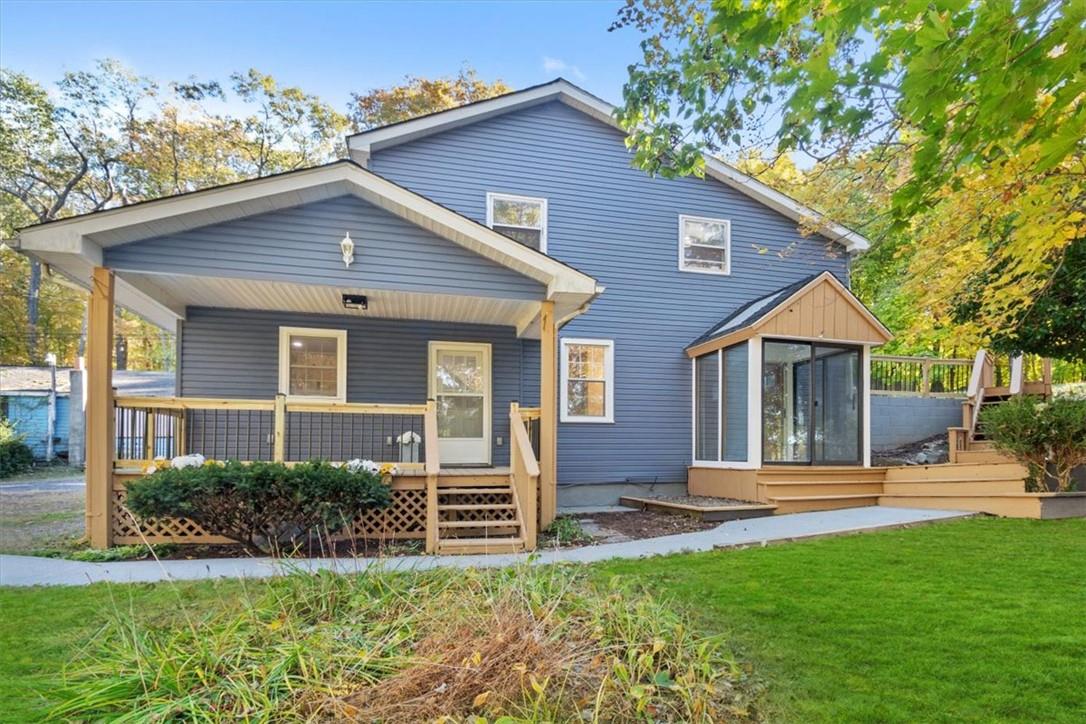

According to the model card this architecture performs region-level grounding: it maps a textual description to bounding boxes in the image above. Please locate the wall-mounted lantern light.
[340,232,355,268]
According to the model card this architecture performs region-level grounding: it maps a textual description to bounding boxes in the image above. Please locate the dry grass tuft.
[53,564,755,722]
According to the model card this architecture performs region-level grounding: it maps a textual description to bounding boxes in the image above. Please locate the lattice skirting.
[111,477,428,545]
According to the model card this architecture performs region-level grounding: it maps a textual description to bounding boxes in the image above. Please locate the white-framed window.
[278,327,347,402]
[560,338,614,423]
[679,214,731,275]
[486,192,547,251]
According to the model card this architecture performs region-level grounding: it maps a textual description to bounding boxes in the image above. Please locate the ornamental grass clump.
[51,565,755,722]
[125,459,392,554]
[980,395,1086,492]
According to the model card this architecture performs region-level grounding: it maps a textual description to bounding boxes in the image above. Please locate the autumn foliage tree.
[613,0,1085,356]
[348,66,510,130]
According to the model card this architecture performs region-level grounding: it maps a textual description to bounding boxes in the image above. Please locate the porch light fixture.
[340,232,355,268]
[342,293,368,311]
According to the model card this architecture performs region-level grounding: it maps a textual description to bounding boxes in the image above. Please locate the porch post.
[539,300,557,527]
[85,267,115,548]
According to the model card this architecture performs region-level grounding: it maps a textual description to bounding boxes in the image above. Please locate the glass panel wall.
[762,341,812,463]
[694,353,719,461]
[762,340,861,465]
[722,344,748,461]
[692,342,748,463]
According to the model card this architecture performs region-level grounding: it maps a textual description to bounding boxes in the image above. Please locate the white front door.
[428,341,492,465]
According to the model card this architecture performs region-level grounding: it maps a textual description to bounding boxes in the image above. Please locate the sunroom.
[14,161,601,554]
[685,273,892,498]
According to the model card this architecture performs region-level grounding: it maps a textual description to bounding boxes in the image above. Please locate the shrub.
[980,396,1086,492]
[0,418,34,478]
[125,460,392,554]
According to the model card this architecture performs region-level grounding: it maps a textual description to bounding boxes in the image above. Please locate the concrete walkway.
[0,506,971,587]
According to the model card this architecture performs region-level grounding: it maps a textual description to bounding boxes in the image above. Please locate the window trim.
[678,214,731,276]
[277,326,348,403]
[560,337,614,423]
[486,192,548,252]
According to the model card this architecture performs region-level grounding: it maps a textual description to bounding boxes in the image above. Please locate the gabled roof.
[15,160,601,330]
[685,272,892,357]
[348,78,870,252]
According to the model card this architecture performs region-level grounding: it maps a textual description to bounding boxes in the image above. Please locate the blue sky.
[0,0,642,109]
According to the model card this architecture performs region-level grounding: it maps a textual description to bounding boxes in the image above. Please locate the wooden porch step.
[438,503,515,511]
[768,493,880,514]
[437,487,512,495]
[439,519,518,529]
[437,537,525,555]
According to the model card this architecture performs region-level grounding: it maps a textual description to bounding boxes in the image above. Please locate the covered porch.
[14,161,601,553]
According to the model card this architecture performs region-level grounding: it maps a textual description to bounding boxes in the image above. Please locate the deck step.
[768,493,880,514]
[438,503,515,511]
[438,519,518,529]
[438,487,512,495]
[437,537,525,554]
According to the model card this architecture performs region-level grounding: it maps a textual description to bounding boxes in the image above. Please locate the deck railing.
[113,394,429,470]
[509,402,539,551]
[870,355,973,397]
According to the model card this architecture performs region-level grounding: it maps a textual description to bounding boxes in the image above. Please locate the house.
[0,366,174,463]
[12,79,892,551]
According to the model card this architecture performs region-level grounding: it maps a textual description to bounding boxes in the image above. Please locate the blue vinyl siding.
[370,101,849,485]
[179,307,526,466]
[105,195,543,300]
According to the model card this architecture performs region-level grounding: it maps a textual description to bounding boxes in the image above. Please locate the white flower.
[171,453,205,469]
[397,430,421,444]
[145,464,157,474]
[346,458,380,475]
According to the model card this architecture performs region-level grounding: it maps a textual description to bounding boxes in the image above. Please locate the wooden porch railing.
[509,403,539,551]
[113,394,430,469]
[870,355,973,397]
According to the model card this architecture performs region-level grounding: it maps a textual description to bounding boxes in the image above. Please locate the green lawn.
[2,517,1084,722]
[599,517,1086,722]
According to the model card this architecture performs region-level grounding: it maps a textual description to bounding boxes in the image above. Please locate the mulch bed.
[631,494,755,508]
[576,510,717,539]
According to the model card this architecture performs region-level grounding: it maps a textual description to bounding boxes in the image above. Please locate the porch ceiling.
[119,271,549,336]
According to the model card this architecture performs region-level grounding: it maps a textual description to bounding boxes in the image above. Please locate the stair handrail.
[966,349,989,400]
[509,402,538,550]
[1009,354,1024,395]
[424,399,440,553]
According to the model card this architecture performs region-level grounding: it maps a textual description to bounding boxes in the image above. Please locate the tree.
[613,0,1085,348]
[348,66,510,130]
[957,236,1086,363]
[1,60,348,368]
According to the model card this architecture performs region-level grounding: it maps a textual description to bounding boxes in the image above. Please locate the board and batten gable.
[179,307,525,466]
[369,100,851,487]
[103,195,544,300]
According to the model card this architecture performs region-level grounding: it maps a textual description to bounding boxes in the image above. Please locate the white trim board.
[348,78,869,252]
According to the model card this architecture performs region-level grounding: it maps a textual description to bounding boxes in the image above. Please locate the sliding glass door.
[762,340,861,465]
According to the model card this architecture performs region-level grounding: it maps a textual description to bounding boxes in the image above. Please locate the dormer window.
[679,214,731,275]
[486,193,547,251]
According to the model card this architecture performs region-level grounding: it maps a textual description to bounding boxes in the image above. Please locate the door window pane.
[695,353,719,461]
[762,341,811,463]
[813,346,860,463]
[435,351,483,393]
[436,395,485,438]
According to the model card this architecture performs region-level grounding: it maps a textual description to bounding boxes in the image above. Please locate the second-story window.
[487,192,547,251]
[679,214,731,275]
